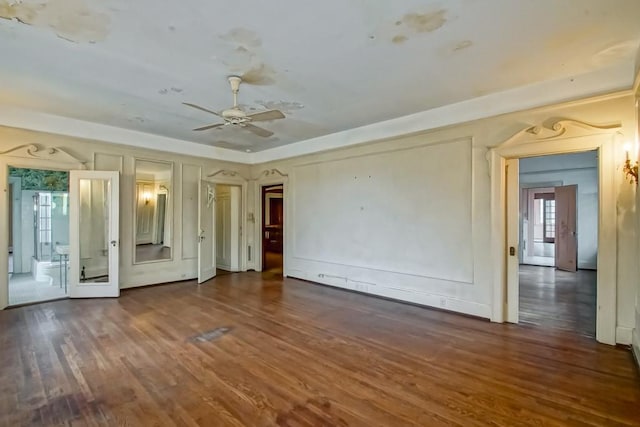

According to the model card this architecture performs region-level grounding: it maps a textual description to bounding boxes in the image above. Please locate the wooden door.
[555,185,577,272]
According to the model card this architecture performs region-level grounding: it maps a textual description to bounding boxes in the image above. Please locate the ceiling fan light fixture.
[228,75,242,93]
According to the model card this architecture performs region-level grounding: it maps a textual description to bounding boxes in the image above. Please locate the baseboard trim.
[287,273,492,320]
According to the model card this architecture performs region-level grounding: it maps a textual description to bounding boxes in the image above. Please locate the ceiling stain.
[220,27,262,49]
[453,40,472,52]
[255,100,304,113]
[591,40,638,65]
[241,63,277,86]
[378,9,447,45]
[0,0,110,43]
[400,10,446,34]
[392,35,408,44]
[218,27,278,85]
[159,87,182,95]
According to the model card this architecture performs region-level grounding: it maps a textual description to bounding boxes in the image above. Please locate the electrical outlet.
[439,298,446,308]
[318,273,325,278]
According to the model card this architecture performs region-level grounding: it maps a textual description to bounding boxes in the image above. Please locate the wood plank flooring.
[1,272,639,426]
[519,265,596,337]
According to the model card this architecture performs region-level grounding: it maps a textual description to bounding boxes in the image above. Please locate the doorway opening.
[7,167,70,305]
[262,184,283,276]
[215,184,242,276]
[517,151,598,338]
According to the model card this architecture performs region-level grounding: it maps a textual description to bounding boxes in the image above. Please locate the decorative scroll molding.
[0,144,87,166]
[208,169,239,178]
[258,168,288,178]
[496,119,621,149]
[206,169,249,181]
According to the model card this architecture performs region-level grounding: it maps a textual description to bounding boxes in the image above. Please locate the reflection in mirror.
[134,160,172,263]
[79,178,110,282]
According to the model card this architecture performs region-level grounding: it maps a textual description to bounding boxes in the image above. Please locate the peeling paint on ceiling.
[255,100,304,114]
[0,0,639,154]
[401,10,447,33]
[453,40,472,52]
[0,0,109,43]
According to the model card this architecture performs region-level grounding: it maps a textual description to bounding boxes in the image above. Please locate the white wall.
[519,151,598,269]
[250,93,637,343]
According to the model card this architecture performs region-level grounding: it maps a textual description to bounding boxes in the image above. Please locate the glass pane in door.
[78,178,110,283]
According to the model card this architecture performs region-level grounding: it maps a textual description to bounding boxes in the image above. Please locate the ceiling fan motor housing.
[222,107,249,124]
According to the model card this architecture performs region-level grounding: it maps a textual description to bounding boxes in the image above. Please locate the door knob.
[509,246,516,256]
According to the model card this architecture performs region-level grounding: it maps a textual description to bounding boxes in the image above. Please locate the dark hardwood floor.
[1,272,639,426]
[519,265,597,337]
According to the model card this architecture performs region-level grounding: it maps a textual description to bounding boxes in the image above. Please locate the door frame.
[0,145,86,309]
[261,184,284,271]
[255,175,288,274]
[204,175,248,272]
[490,121,619,345]
[8,176,22,274]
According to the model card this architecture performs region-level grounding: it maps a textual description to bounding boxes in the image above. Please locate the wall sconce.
[142,191,152,205]
[623,142,638,185]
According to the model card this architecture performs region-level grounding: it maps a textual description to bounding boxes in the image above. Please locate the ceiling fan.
[183,76,285,138]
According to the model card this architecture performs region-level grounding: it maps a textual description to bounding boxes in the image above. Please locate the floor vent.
[190,327,232,343]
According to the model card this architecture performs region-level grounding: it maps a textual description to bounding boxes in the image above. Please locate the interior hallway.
[519,265,597,338]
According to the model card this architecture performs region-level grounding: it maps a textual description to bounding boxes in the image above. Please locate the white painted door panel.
[198,180,216,283]
[506,159,519,323]
[69,171,119,298]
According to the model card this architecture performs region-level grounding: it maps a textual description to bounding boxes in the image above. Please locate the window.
[534,193,555,243]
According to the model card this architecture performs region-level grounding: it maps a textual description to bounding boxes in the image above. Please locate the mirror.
[79,178,110,282]
[134,159,172,263]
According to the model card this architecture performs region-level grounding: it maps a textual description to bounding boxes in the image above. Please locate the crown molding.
[0,62,635,166]
[0,107,247,164]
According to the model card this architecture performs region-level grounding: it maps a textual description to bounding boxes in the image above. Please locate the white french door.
[505,158,520,323]
[198,180,216,283]
[69,171,120,298]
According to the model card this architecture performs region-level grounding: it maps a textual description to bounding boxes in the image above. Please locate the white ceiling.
[1,0,639,161]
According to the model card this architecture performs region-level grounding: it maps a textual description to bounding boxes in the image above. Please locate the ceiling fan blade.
[193,123,225,131]
[246,109,285,122]
[183,102,222,117]
[243,123,274,138]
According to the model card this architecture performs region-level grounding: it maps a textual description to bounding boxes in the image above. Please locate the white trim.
[490,123,619,345]
[1,65,633,166]
[8,177,22,274]
[204,176,248,273]
[0,107,247,164]
[255,177,288,274]
[287,269,492,319]
[133,158,174,265]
